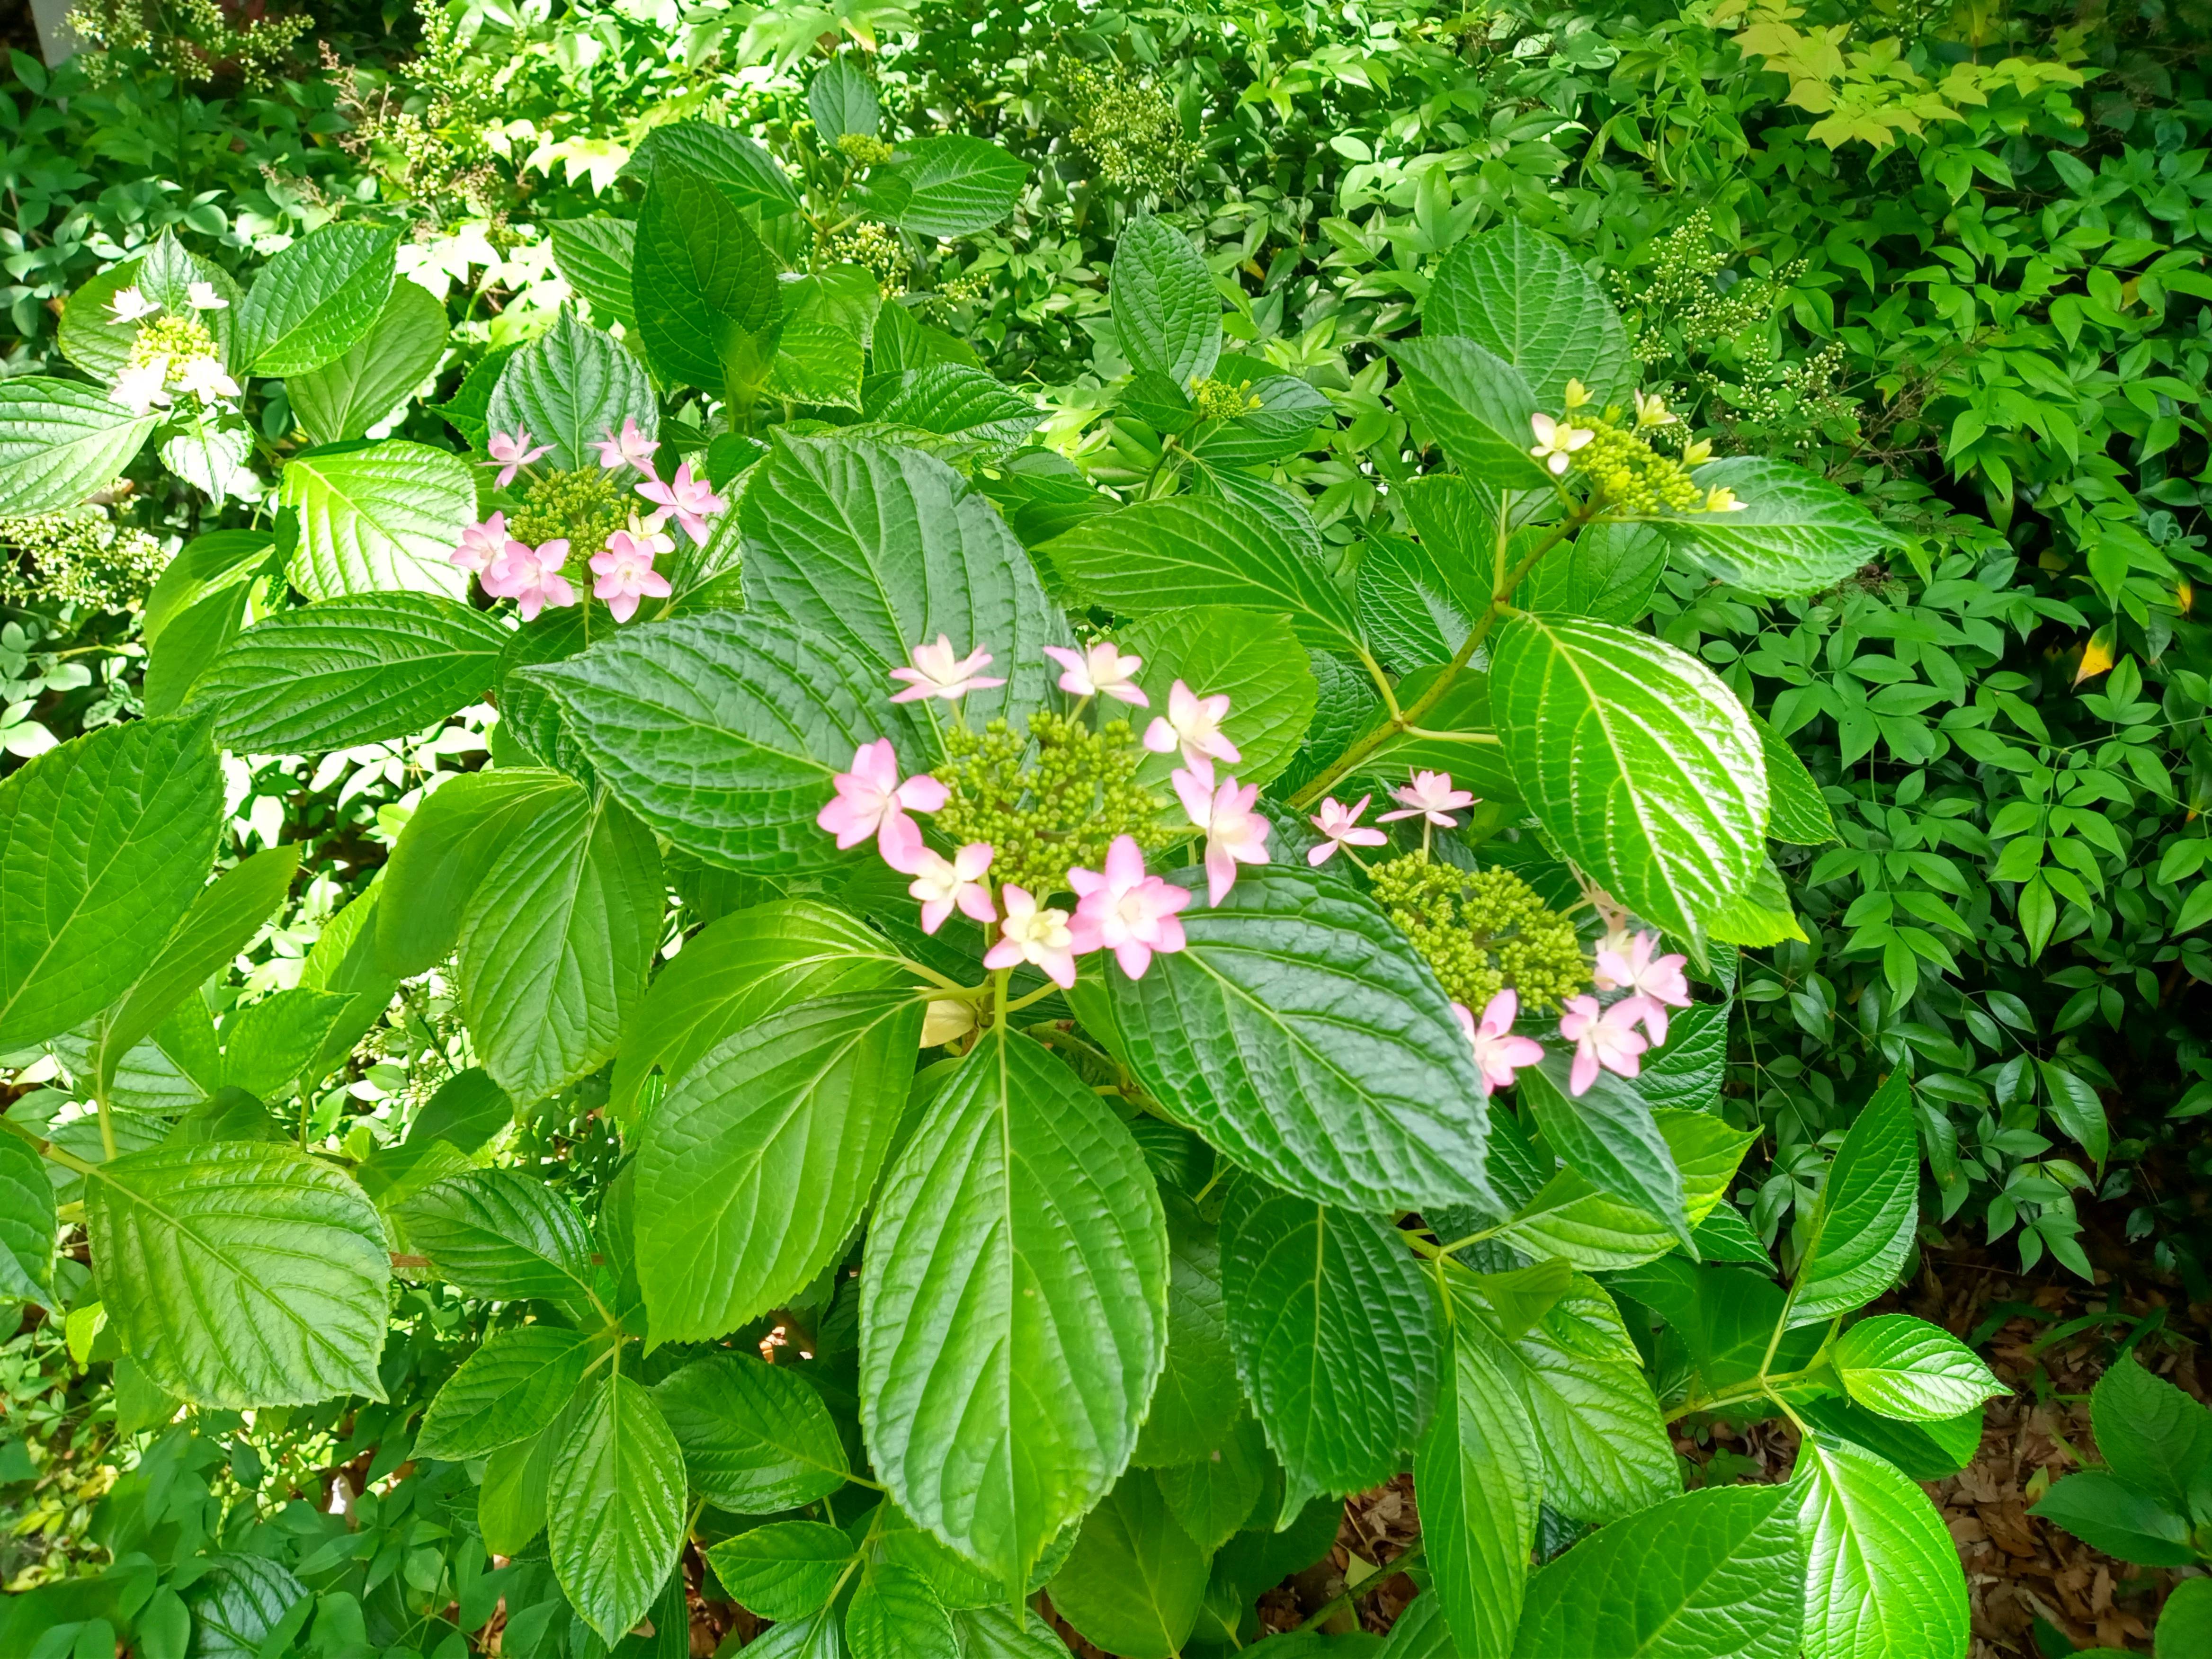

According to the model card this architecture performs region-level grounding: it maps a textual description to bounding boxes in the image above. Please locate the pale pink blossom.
[1593,930,1692,1045]
[450,512,508,575]
[1451,990,1545,1097]
[908,843,997,934]
[487,538,576,622]
[1307,795,1388,866]
[815,739,946,872]
[1559,994,1649,1097]
[889,635,1006,704]
[485,429,551,488]
[982,884,1079,988]
[634,461,726,545]
[595,417,658,476]
[106,287,160,324]
[1143,680,1240,771]
[1067,836,1191,979]
[1378,769,1475,828]
[589,528,673,623]
[1045,641,1148,705]
[1174,767,1271,906]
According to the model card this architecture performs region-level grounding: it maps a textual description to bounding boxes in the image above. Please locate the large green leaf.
[1427,223,1632,408]
[1793,1438,1967,1659]
[1495,1108,1751,1272]
[1756,713,1835,845]
[1512,1484,1805,1659]
[414,1325,598,1461]
[0,716,223,1052]
[859,1027,1168,1593]
[456,784,663,1102]
[1105,865,1496,1213]
[1120,607,1318,793]
[2159,1578,2212,1659]
[1502,1274,1677,1523]
[399,1168,598,1309]
[1786,1072,1918,1328]
[1110,215,1222,388]
[639,991,925,1344]
[633,164,783,398]
[236,224,400,376]
[634,120,803,215]
[546,1373,688,1643]
[2088,1353,2212,1516]
[0,377,161,515]
[874,136,1026,238]
[707,1521,855,1620]
[2030,1471,2197,1566]
[810,57,882,142]
[1520,1055,1691,1251]
[1047,1473,1210,1659]
[1152,1415,1268,1551]
[1522,521,1668,625]
[1043,495,1362,652]
[487,310,655,473]
[187,1557,309,1659]
[0,1130,55,1306]
[862,364,1040,455]
[285,277,448,446]
[1663,458,1902,598]
[1831,1315,2003,1423]
[375,769,576,977]
[196,593,507,752]
[847,1562,960,1659]
[1358,533,1475,670]
[1131,1196,1239,1468]
[1416,1307,1542,1659]
[1222,1191,1436,1512]
[279,440,476,600]
[530,611,926,873]
[1490,612,1766,939]
[548,217,639,334]
[651,1351,850,1511]
[736,433,1065,728]
[86,1142,389,1407]
[1389,337,1553,489]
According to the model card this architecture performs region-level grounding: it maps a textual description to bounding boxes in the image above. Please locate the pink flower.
[1307,795,1388,866]
[589,528,673,623]
[486,539,576,621]
[1593,930,1692,1045]
[815,739,947,872]
[1045,642,1148,705]
[1378,769,1476,828]
[889,636,1006,704]
[1174,767,1271,906]
[1559,994,1649,1097]
[634,461,727,545]
[450,512,508,575]
[596,417,658,476]
[485,429,551,488]
[908,843,997,934]
[1143,680,1240,771]
[1067,836,1191,979]
[1451,990,1545,1097]
[982,884,1079,988]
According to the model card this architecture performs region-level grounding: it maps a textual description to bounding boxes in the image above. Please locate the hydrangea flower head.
[890,635,1006,704]
[486,429,552,488]
[1308,795,1387,865]
[1174,766,1270,905]
[589,528,673,623]
[1068,835,1190,978]
[1559,994,1649,1096]
[1452,990,1545,1097]
[909,843,997,935]
[1378,769,1475,828]
[1045,641,1147,705]
[1142,679,1239,770]
[816,739,946,872]
[983,884,1079,988]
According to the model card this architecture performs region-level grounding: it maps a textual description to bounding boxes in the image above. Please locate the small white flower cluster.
[107,281,240,418]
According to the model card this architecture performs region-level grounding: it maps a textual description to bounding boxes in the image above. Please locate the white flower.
[113,358,171,416]
[186,281,228,311]
[1529,412,1594,476]
[176,356,242,403]
[106,286,160,325]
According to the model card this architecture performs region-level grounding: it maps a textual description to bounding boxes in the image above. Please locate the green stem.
[1297,1543,1424,1632]
[0,1115,98,1177]
[94,1091,116,1164]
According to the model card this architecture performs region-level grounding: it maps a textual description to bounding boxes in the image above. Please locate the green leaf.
[549,217,639,334]
[0,377,161,516]
[810,58,882,142]
[1152,1416,1269,1552]
[640,991,924,1344]
[1638,1001,1727,1115]
[1396,474,1502,615]
[532,611,927,874]
[1427,223,1632,409]
[487,310,655,473]
[2038,1059,2110,1167]
[434,340,518,453]
[1417,1311,1541,1659]
[1358,534,1475,670]
[236,224,400,376]
[285,277,448,446]
[1389,337,1553,489]
[1786,1072,1918,1328]
[1048,1473,1210,1659]
[1793,1397,1980,1483]
[279,439,476,600]
[1831,1315,2004,1422]
[1133,1195,1239,1468]
[1520,1055,1691,1252]
[220,982,351,1096]
[143,526,273,651]
[2089,1353,2212,1517]
[768,296,870,411]
[399,1168,598,1308]
[633,165,783,399]
[635,120,803,216]
[1495,1107,1751,1272]
[186,1557,309,1659]
[651,1351,850,1511]
[1110,215,1222,388]
[0,1129,55,1307]
[1185,366,1334,465]
[375,769,576,977]
[859,1027,1168,1592]
[1522,522,1668,626]
[2031,1470,2196,1565]
[0,716,223,1052]
[847,1562,959,1659]
[1490,612,1766,938]
[1105,865,1496,1213]
[143,576,254,717]
[736,433,1066,727]
[861,364,1041,455]
[709,1521,856,1620]
[86,1142,389,1407]
[406,1066,511,1153]
[874,136,1026,238]
[1120,607,1317,793]
[1664,458,1902,598]
[415,1325,598,1461]
[196,592,508,751]
[1044,495,1362,652]
[456,784,662,1103]
[478,1402,572,1554]
[59,256,154,383]
[1512,1484,1805,1659]
[1793,1437,1968,1659]
[2157,1574,2212,1659]
[1223,1191,1436,1511]
[546,1374,687,1643]
[1756,714,1835,845]
[1502,1274,1677,1523]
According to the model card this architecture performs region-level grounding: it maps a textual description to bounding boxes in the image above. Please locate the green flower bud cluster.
[508,467,625,565]
[0,507,167,609]
[1069,68,1199,198]
[932,709,1167,899]
[1574,413,1707,517]
[1368,853,1588,1013]
[1190,377,1261,422]
[821,220,911,296]
[126,316,220,385]
[836,133,897,168]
